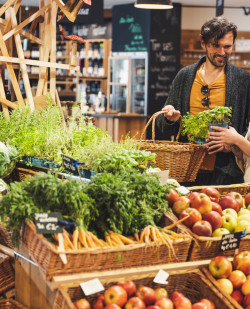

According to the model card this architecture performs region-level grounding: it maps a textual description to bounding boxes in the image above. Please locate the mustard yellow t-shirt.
[190,65,226,115]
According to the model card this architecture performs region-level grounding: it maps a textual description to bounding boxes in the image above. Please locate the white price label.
[176,186,190,195]
[80,278,105,296]
[153,270,169,284]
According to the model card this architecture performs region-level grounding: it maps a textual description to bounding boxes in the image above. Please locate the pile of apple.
[208,251,250,308]
[167,187,250,237]
[74,280,216,309]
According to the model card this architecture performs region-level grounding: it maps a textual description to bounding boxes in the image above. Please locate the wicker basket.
[0,223,14,249]
[163,183,250,261]
[21,221,192,280]
[203,267,243,309]
[137,111,208,182]
[0,299,27,309]
[53,268,234,309]
[0,253,15,295]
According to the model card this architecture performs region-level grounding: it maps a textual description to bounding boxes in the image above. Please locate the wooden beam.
[0,96,18,110]
[0,0,16,18]
[0,29,25,106]
[0,72,10,118]
[19,29,42,45]
[50,1,57,101]
[3,4,51,41]
[0,55,79,71]
[10,7,35,111]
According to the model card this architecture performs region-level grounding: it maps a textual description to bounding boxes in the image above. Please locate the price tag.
[62,154,84,175]
[34,212,63,234]
[220,232,242,251]
[80,278,104,296]
[153,270,169,284]
[176,186,190,195]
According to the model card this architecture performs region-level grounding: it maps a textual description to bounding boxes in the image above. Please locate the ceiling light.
[134,0,173,9]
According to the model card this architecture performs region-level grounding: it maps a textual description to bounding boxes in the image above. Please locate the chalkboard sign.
[147,4,181,117]
[62,154,84,175]
[34,213,63,234]
[112,4,150,52]
[216,0,224,17]
[70,22,112,39]
[220,232,242,251]
[59,0,103,25]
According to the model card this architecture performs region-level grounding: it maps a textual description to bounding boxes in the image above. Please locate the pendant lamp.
[134,0,173,9]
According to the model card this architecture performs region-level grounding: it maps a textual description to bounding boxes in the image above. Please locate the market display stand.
[14,242,219,309]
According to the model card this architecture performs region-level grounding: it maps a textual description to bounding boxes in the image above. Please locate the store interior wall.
[182,7,250,32]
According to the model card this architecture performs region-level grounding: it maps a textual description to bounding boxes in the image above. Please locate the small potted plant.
[182,106,232,144]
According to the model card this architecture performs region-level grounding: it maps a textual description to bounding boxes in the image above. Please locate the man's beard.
[206,52,228,68]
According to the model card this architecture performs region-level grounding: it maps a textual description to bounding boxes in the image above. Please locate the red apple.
[173,296,192,309]
[202,211,222,230]
[179,208,202,228]
[246,306,250,309]
[74,299,91,309]
[155,297,173,309]
[104,305,121,309]
[211,201,222,215]
[93,295,105,309]
[190,193,212,214]
[172,196,190,216]
[233,251,250,276]
[154,288,168,300]
[226,191,243,208]
[200,187,220,203]
[169,292,185,302]
[219,196,241,212]
[209,256,233,279]
[243,293,250,308]
[125,297,146,309]
[136,286,156,306]
[192,302,208,309]
[104,285,127,307]
[241,278,250,295]
[228,270,246,289]
[146,306,161,309]
[118,281,136,298]
[231,290,244,306]
[187,191,198,201]
[200,299,215,309]
[166,189,179,205]
[192,220,212,237]
[245,193,250,207]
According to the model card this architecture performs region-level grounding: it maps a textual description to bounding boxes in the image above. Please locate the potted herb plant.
[182,106,232,144]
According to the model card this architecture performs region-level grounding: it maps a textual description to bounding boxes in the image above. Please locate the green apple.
[237,215,250,224]
[212,228,230,238]
[237,208,250,217]
[222,208,238,219]
[235,220,250,232]
[222,214,237,232]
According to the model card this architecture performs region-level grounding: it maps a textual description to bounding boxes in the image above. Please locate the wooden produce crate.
[0,299,28,309]
[53,268,235,309]
[203,267,243,309]
[0,253,15,295]
[21,221,192,280]
[164,183,250,261]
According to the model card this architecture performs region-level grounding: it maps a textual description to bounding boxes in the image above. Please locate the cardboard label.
[153,269,169,284]
[34,212,63,234]
[220,232,242,251]
[176,186,190,195]
[80,279,104,296]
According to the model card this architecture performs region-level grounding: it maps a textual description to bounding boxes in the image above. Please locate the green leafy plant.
[182,106,232,142]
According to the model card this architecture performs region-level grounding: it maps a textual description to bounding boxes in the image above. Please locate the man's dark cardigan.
[155,56,250,185]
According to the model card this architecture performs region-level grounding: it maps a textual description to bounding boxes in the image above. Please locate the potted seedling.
[182,106,232,144]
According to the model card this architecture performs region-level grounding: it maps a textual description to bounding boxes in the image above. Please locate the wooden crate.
[163,183,250,261]
[0,299,27,309]
[53,268,235,309]
[21,221,192,280]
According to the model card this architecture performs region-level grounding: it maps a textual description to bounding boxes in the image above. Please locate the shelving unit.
[181,30,250,72]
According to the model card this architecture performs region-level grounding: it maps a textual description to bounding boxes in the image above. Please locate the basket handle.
[140,110,182,141]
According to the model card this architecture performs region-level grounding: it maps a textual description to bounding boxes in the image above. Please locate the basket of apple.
[203,251,250,309]
[164,183,250,261]
[53,268,236,309]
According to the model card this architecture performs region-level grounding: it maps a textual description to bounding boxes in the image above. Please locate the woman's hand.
[207,126,239,154]
[162,105,181,122]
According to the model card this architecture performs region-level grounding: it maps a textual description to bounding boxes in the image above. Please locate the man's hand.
[162,105,181,122]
